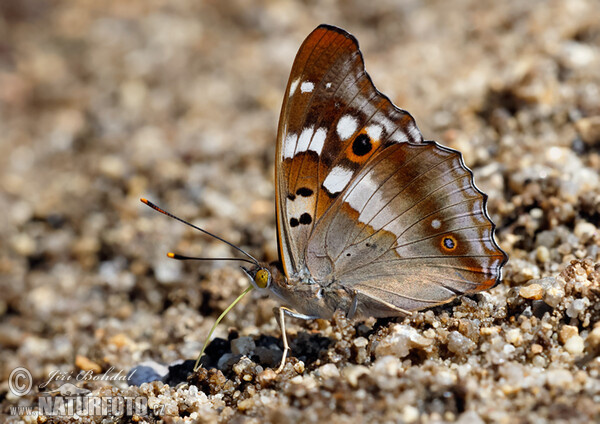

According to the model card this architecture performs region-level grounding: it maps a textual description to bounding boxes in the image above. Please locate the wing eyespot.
[352,134,372,156]
[441,235,457,251]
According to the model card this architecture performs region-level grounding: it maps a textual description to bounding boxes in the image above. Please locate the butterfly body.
[251,264,352,320]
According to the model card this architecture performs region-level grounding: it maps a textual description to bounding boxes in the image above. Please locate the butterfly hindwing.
[276,25,422,276]
[306,141,507,313]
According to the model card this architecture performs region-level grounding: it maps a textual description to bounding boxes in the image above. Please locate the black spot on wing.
[296,187,314,197]
[299,213,312,225]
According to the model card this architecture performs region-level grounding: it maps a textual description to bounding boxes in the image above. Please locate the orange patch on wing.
[344,129,381,164]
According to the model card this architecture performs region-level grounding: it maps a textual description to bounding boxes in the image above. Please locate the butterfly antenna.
[193,285,253,372]
[140,198,259,266]
[167,252,257,266]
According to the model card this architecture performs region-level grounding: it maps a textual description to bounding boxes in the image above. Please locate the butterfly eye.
[254,269,270,289]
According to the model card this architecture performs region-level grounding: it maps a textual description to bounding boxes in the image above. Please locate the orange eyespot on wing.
[344,128,382,164]
[441,235,458,251]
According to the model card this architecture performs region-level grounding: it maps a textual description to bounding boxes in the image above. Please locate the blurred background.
[1,0,599,419]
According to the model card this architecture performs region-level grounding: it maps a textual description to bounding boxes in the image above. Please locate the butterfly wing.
[306,141,508,314]
[275,25,422,277]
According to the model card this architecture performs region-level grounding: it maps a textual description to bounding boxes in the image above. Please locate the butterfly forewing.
[276,25,422,276]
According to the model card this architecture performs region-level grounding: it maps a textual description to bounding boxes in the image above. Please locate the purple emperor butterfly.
[142,24,507,373]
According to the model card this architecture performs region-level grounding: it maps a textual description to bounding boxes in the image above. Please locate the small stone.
[505,329,523,346]
[153,259,182,284]
[231,337,256,356]
[374,324,433,358]
[10,233,37,256]
[75,355,102,373]
[108,333,132,348]
[254,346,281,368]
[257,369,277,386]
[559,325,579,343]
[447,331,476,355]
[575,116,600,146]
[232,356,254,376]
[544,286,565,308]
[564,335,584,355]
[531,344,543,354]
[536,246,550,263]
[99,155,127,179]
[546,369,573,387]
[456,411,485,424]
[566,299,586,318]
[511,259,542,284]
[588,324,600,348]
[341,365,369,387]
[402,405,420,423]
[128,361,169,385]
[217,353,242,370]
[532,355,547,368]
[574,221,596,243]
[353,337,368,348]
[519,283,544,300]
[315,363,339,379]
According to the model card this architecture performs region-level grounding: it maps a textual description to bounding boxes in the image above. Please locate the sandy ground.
[1,0,600,423]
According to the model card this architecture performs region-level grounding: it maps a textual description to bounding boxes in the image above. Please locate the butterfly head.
[242,265,272,292]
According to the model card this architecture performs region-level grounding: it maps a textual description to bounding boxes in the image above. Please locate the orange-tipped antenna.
[140,198,259,266]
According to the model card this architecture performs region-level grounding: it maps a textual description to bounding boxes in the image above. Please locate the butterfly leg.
[346,290,358,320]
[274,306,318,373]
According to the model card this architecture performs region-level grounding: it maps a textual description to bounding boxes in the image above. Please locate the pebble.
[530,344,543,355]
[402,405,420,423]
[447,331,476,355]
[231,337,256,356]
[353,337,368,348]
[128,361,169,385]
[341,365,369,388]
[505,328,523,346]
[544,286,565,308]
[559,325,579,343]
[574,221,596,243]
[315,363,340,379]
[546,369,573,387]
[575,116,600,145]
[535,245,550,263]
[75,355,102,373]
[456,411,485,424]
[566,299,586,318]
[564,335,584,355]
[519,283,544,300]
[374,324,433,358]
[153,258,183,284]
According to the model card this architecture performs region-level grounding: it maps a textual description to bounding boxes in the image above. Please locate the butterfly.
[142,24,507,373]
